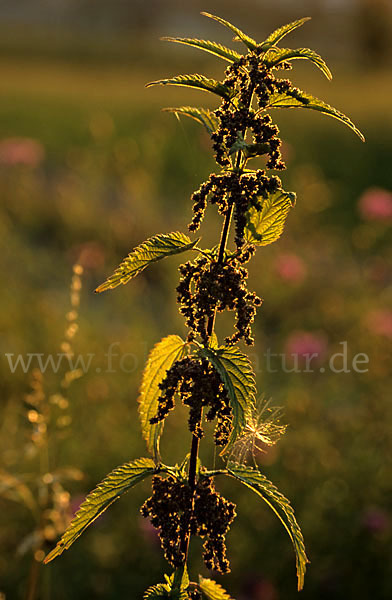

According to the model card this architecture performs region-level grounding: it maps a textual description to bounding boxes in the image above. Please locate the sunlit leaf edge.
[44,457,156,563]
[138,335,189,458]
[95,232,199,293]
[226,464,309,591]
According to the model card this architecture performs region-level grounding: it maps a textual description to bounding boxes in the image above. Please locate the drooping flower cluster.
[192,477,236,573]
[141,475,192,567]
[177,255,262,345]
[150,356,232,445]
[141,475,236,574]
[210,53,289,171]
[189,170,282,248]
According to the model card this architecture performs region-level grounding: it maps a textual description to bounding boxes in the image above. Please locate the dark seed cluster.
[141,476,236,574]
[141,475,192,567]
[189,172,233,233]
[189,170,282,250]
[192,477,236,574]
[177,257,262,345]
[150,356,232,444]
[209,53,288,172]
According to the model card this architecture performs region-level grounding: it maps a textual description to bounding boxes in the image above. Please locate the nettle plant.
[44,13,363,599]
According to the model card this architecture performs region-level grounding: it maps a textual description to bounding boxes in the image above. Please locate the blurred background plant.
[0,1,391,599]
[1,264,84,600]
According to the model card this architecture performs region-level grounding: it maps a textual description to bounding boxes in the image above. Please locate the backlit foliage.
[44,12,363,598]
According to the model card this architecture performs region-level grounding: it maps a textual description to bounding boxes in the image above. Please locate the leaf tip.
[43,545,62,564]
[94,283,107,293]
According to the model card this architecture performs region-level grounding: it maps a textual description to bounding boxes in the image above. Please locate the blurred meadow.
[0,1,391,599]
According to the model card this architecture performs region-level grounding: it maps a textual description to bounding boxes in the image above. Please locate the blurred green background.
[0,1,391,599]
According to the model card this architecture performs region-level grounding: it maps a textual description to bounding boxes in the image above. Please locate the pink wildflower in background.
[358,187,392,221]
[0,137,45,167]
[285,330,328,365]
[362,506,390,535]
[275,253,307,283]
[365,309,392,339]
[241,575,278,600]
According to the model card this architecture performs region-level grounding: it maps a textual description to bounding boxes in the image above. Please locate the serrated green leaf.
[146,579,189,600]
[266,88,365,141]
[146,74,235,100]
[260,17,311,51]
[44,458,156,563]
[139,336,189,459]
[162,37,242,63]
[244,189,296,246]
[199,345,256,453]
[95,232,199,293]
[163,106,219,134]
[263,47,332,80]
[199,576,234,600]
[201,12,257,50]
[226,464,309,591]
[144,583,171,599]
